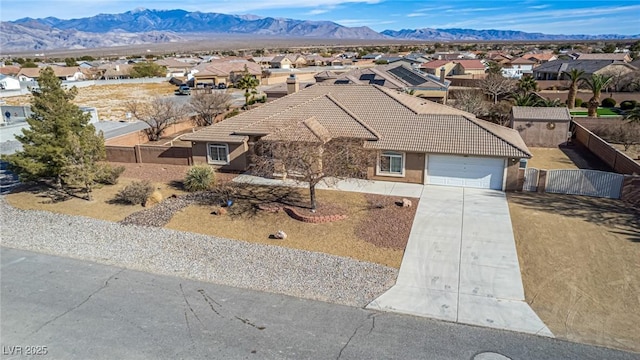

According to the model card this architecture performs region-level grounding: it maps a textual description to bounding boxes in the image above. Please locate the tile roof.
[155,58,194,69]
[184,84,530,158]
[523,53,556,62]
[509,57,536,65]
[0,66,21,75]
[533,60,617,74]
[511,106,571,121]
[17,66,82,78]
[421,60,450,69]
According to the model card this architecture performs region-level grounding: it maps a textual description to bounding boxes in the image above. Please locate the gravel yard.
[0,197,397,307]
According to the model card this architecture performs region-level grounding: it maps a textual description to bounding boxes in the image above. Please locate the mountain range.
[1,8,638,52]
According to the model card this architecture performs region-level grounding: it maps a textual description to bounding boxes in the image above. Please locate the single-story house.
[533,60,637,81]
[270,55,307,69]
[522,53,557,65]
[100,63,133,79]
[510,106,572,148]
[421,59,485,77]
[183,83,531,191]
[575,53,632,63]
[191,58,262,87]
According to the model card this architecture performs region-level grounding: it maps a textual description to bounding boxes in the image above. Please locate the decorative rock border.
[256,203,348,223]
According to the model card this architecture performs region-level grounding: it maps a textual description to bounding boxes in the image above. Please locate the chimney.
[439,67,446,83]
[115,65,120,72]
[286,74,299,95]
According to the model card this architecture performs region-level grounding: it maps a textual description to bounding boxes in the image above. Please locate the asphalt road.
[1,248,637,360]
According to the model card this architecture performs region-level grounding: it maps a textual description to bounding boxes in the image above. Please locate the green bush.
[224,109,240,119]
[184,165,216,192]
[574,98,583,107]
[601,97,616,108]
[620,100,637,110]
[115,180,153,205]
[95,164,125,185]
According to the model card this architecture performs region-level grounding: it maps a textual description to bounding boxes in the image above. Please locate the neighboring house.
[575,53,632,63]
[0,75,21,90]
[522,53,558,65]
[510,106,572,148]
[154,58,193,77]
[502,57,536,78]
[100,63,133,79]
[263,74,315,100]
[533,60,637,80]
[191,58,262,87]
[249,56,275,69]
[182,83,530,191]
[17,66,85,81]
[331,63,450,103]
[421,59,485,77]
[361,53,383,60]
[404,52,431,64]
[270,54,307,69]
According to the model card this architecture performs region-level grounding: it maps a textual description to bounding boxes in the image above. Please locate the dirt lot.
[3,82,175,121]
[527,147,579,169]
[508,192,640,353]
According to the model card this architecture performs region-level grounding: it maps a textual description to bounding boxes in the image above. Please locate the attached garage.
[427,155,505,190]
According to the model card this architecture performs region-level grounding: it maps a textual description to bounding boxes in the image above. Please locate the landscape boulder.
[401,198,412,207]
[274,230,288,239]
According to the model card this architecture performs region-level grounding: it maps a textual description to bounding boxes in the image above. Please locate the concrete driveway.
[367,186,553,337]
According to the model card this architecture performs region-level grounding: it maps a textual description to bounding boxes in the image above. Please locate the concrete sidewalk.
[367,186,552,337]
[233,174,551,336]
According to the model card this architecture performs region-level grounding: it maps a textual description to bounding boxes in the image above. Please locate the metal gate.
[523,168,539,192]
[545,169,624,199]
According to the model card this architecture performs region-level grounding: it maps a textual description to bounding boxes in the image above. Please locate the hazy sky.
[2,0,639,35]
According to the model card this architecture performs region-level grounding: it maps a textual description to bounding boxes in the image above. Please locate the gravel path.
[0,197,397,307]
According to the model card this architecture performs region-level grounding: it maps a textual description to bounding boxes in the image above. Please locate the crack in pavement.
[25,268,125,339]
[180,283,206,329]
[336,313,376,360]
[197,289,224,318]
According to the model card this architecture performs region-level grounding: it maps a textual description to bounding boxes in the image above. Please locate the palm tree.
[509,92,540,106]
[581,73,613,117]
[537,97,563,107]
[624,106,640,123]
[517,76,538,94]
[564,69,585,109]
[236,65,260,106]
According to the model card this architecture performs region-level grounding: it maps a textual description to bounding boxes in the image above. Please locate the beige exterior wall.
[367,152,425,184]
[191,141,249,172]
[511,118,570,148]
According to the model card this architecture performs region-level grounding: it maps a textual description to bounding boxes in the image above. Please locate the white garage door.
[427,155,505,190]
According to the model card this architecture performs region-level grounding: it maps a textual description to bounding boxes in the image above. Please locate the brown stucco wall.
[511,119,570,148]
[367,152,425,184]
[191,141,248,171]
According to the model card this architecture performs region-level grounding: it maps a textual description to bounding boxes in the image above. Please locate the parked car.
[217,83,227,89]
[175,85,191,95]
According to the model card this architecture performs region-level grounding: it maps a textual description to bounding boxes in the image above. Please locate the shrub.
[574,98,583,108]
[115,180,153,205]
[224,109,239,119]
[580,102,588,108]
[184,165,215,192]
[95,164,125,185]
[620,100,638,110]
[601,97,617,108]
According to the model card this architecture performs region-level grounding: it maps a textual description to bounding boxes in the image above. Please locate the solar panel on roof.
[359,74,376,81]
[334,79,351,84]
[388,66,429,86]
[371,79,386,86]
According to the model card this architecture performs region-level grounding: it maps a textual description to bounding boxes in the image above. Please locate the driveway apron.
[367,186,553,337]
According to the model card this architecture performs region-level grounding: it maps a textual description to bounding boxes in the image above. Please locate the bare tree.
[593,122,640,151]
[126,97,185,141]
[451,89,487,117]
[189,91,232,126]
[480,74,516,104]
[250,137,375,210]
[484,101,512,126]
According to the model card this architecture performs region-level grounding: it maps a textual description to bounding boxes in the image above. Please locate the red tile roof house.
[183,83,531,191]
